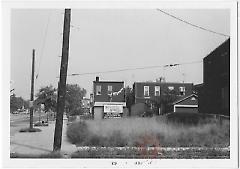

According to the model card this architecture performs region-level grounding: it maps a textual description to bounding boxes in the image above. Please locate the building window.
[96,85,101,95]
[155,86,160,96]
[179,86,185,96]
[108,85,112,95]
[144,86,149,97]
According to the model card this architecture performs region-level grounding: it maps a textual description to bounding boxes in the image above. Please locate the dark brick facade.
[133,82,193,104]
[93,80,125,103]
[198,38,230,116]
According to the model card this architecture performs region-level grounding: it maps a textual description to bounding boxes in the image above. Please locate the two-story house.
[92,77,127,120]
[132,82,193,115]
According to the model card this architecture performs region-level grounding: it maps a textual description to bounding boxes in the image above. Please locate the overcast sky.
[11,9,230,99]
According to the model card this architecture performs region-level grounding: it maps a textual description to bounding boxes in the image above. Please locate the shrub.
[19,128,41,132]
[66,121,89,144]
[166,112,203,125]
[107,130,128,147]
[66,117,229,148]
[86,134,105,146]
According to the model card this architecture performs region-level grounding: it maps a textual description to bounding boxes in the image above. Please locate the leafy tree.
[35,85,57,113]
[10,94,29,113]
[125,86,135,116]
[149,89,179,115]
[35,84,87,118]
[65,84,86,116]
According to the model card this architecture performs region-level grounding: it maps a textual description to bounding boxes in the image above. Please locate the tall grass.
[67,117,229,147]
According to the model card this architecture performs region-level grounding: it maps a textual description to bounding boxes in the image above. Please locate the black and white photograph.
[1,0,238,168]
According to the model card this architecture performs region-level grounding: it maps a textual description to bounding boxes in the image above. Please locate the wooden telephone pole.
[30,49,35,129]
[53,9,71,152]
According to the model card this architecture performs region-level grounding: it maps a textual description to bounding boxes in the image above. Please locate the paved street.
[10,114,77,156]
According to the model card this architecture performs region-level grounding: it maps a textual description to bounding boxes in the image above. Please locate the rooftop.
[93,80,124,83]
[133,81,193,85]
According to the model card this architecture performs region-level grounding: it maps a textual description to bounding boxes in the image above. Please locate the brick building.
[92,77,127,119]
[132,82,193,115]
[198,38,230,116]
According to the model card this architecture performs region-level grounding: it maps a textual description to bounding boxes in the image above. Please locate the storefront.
[93,102,126,120]
[103,104,123,118]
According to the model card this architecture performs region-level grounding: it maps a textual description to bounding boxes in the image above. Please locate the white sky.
[11,9,230,99]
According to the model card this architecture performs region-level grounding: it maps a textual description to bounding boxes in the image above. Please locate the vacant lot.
[67,116,229,148]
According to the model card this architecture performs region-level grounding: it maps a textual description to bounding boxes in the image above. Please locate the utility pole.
[53,9,71,152]
[29,49,35,129]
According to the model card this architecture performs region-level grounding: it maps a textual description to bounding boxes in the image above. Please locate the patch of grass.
[19,128,41,132]
[70,147,229,159]
[66,117,229,148]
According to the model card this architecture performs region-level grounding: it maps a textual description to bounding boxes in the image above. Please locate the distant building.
[198,38,230,116]
[81,97,90,115]
[82,97,90,109]
[132,82,193,115]
[133,82,193,103]
[92,77,127,120]
[172,94,198,113]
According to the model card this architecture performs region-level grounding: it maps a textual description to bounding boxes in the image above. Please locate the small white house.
[172,94,198,113]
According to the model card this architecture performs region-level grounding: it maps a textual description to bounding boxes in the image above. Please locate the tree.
[125,86,135,116]
[35,85,57,112]
[149,89,179,115]
[65,84,86,116]
[10,94,29,113]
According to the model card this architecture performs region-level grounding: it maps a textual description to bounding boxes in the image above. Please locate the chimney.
[96,76,99,82]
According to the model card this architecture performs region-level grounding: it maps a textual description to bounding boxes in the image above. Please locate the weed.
[66,117,229,148]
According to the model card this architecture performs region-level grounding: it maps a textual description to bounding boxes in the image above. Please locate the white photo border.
[2,0,238,168]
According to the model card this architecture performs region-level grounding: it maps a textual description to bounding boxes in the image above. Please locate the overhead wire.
[55,9,222,82]
[156,9,230,38]
[60,60,202,77]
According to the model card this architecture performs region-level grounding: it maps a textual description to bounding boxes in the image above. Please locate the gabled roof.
[172,94,198,105]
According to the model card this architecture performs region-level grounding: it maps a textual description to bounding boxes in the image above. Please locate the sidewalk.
[10,119,77,155]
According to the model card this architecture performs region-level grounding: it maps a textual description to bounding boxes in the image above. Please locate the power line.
[36,11,51,80]
[62,60,202,77]
[156,9,230,38]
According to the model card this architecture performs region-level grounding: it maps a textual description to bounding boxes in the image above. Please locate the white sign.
[104,105,123,114]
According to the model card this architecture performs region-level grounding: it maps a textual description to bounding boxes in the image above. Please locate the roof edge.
[172,94,198,105]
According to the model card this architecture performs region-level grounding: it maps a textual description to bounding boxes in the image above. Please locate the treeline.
[10,94,29,113]
[10,84,87,116]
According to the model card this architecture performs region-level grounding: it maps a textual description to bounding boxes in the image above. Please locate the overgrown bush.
[108,130,128,147]
[66,117,229,148]
[66,121,89,144]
